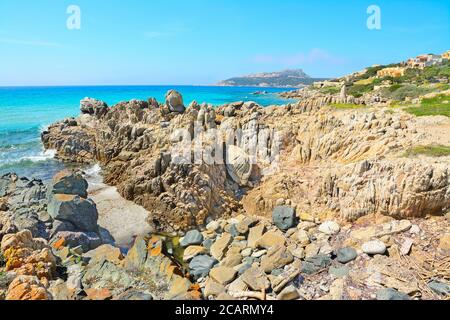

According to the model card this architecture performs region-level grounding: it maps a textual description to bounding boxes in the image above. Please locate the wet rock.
[272,206,296,230]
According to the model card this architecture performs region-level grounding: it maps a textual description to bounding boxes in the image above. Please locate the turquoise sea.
[0,86,295,180]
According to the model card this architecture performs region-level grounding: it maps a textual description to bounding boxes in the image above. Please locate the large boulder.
[80,98,108,118]
[47,194,98,233]
[226,145,252,186]
[272,206,296,230]
[47,170,88,198]
[165,90,185,113]
[51,231,102,252]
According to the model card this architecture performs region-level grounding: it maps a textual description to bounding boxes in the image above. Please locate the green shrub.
[405,94,450,117]
[347,84,374,98]
[329,103,366,109]
[402,145,450,157]
[319,86,340,94]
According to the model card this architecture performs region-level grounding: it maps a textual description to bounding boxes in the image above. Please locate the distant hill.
[217,69,328,88]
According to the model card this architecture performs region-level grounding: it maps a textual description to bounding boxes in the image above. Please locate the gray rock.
[116,290,153,300]
[272,206,296,230]
[226,145,252,187]
[48,171,88,198]
[428,281,450,296]
[124,236,148,271]
[180,230,204,247]
[82,259,136,291]
[165,90,185,113]
[52,231,102,252]
[189,255,217,279]
[376,288,410,300]
[301,254,332,275]
[47,194,98,232]
[80,97,108,118]
[329,265,350,278]
[202,239,214,251]
[336,247,357,264]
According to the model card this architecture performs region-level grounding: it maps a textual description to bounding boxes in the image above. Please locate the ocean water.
[0,85,295,181]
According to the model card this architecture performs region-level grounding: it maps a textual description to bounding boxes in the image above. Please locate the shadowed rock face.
[41,91,450,231]
[0,170,114,253]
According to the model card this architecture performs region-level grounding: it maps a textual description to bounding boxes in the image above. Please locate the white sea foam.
[21,149,56,162]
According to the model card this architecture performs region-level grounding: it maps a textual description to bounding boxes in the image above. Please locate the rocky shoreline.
[1,88,449,300]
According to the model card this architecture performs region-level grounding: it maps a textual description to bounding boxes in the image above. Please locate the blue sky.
[0,0,448,86]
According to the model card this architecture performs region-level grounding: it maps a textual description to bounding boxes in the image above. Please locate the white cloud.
[0,37,61,47]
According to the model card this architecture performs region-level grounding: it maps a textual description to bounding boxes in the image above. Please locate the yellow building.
[443,51,450,60]
[377,67,406,78]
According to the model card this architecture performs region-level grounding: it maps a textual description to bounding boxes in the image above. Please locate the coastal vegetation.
[405,94,450,117]
[402,145,450,158]
[329,103,367,109]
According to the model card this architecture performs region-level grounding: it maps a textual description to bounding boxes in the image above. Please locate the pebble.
[252,249,267,258]
[209,266,237,285]
[376,288,410,300]
[272,206,297,230]
[318,221,340,235]
[329,265,350,278]
[362,240,386,255]
[241,248,252,257]
[180,230,204,247]
[206,221,220,232]
[428,281,450,296]
[409,224,421,235]
[277,285,300,300]
[336,247,358,264]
